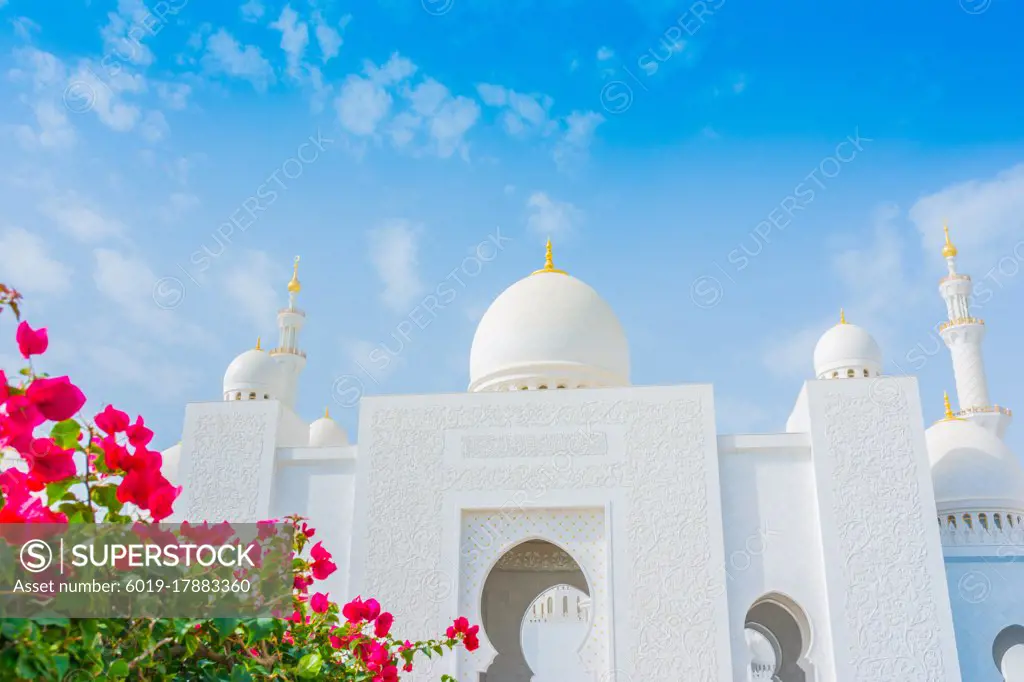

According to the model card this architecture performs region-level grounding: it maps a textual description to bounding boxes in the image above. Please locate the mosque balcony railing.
[938,316,984,331]
[938,510,1024,547]
[277,307,306,317]
[955,405,1013,418]
[268,347,307,358]
[939,273,971,284]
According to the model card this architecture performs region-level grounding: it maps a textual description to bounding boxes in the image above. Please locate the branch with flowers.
[0,286,478,680]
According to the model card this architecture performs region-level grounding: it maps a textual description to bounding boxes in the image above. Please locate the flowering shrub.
[0,287,477,680]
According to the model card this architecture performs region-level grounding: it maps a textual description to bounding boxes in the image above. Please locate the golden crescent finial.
[255,336,261,350]
[942,223,957,259]
[532,237,567,275]
[840,308,846,325]
[324,406,330,419]
[288,255,301,293]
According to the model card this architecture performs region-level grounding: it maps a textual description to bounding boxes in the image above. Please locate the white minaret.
[269,256,307,409]
[937,224,1012,438]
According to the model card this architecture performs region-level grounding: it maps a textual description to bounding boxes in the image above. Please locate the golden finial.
[840,308,846,325]
[943,391,960,421]
[531,237,567,275]
[255,336,262,350]
[942,223,957,259]
[324,406,330,419]
[287,256,301,293]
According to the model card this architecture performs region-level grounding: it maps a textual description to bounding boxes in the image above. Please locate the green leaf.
[212,618,241,638]
[31,618,69,627]
[108,660,130,678]
[295,653,323,678]
[230,667,254,682]
[90,484,123,513]
[52,654,69,677]
[50,419,81,449]
[45,479,75,506]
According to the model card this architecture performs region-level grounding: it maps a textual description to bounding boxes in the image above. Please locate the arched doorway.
[745,593,813,681]
[994,624,1024,681]
[521,584,591,682]
[479,540,592,682]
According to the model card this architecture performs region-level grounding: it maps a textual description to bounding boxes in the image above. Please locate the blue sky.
[1,0,1023,457]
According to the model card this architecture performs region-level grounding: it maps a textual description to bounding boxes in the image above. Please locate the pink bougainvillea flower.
[293,574,311,593]
[180,521,235,546]
[98,435,129,471]
[94,404,130,435]
[15,321,48,359]
[2,394,44,435]
[374,611,393,638]
[146,482,180,521]
[0,469,67,525]
[310,541,338,580]
[310,591,330,614]
[24,376,86,422]
[299,521,315,538]
[363,598,381,621]
[23,437,77,484]
[342,596,369,623]
[0,370,9,404]
[125,415,153,448]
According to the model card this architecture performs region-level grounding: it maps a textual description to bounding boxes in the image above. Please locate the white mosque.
[167,228,1024,681]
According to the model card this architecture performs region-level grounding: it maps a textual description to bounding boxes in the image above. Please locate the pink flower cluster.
[0,321,181,522]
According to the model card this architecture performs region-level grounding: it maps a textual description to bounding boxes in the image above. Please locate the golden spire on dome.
[324,406,330,419]
[531,237,567,275]
[255,336,262,350]
[942,223,958,259]
[287,256,301,293]
[839,308,846,325]
[942,391,961,421]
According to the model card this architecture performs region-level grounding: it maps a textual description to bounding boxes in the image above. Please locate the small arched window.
[963,513,973,530]
[235,392,242,400]
[563,595,569,615]
[863,369,869,377]
[995,514,1003,530]
[263,393,269,399]
[1009,515,1016,528]
[538,385,548,390]
[547,596,553,613]
[248,392,256,400]
[947,514,956,528]
[979,512,989,530]
[847,369,856,378]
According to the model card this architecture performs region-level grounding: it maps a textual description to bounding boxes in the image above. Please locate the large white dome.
[812,314,882,379]
[469,267,629,392]
[925,417,1024,512]
[223,345,285,400]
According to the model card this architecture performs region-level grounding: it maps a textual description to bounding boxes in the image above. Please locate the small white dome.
[812,316,882,379]
[469,270,629,392]
[745,627,778,668]
[223,346,285,400]
[926,417,1024,512]
[309,413,349,447]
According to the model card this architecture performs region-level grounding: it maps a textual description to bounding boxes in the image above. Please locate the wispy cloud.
[368,220,423,313]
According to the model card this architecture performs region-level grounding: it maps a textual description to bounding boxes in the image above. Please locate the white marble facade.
[169,234,1024,681]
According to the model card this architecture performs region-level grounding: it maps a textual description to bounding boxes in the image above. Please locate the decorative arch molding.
[457,508,607,680]
[745,592,816,682]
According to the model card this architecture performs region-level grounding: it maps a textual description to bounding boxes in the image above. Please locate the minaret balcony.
[939,316,984,331]
[277,307,306,317]
[939,273,970,284]
[955,404,1013,418]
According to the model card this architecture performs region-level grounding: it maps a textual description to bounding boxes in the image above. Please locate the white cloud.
[365,53,417,85]
[6,48,76,149]
[84,342,199,400]
[40,194,124,242]
[155,82,191,110]
[313,11,345,62]
[11,100,76,150]
[269,5,309,80]
[222,250,282,329]
[526,192,582,239]
[139,109,168,142]
[12,16,41,41]
[240,0,264,22]
[368,220,423,313]
[203,29,275,91]
[476,83,508,107]
[554,110,604,170]
[909,163,1024,261]
[67,60,145,132]
[596,46,614,61]
[0,227,73,296]
[92,248,213,346]
[335,75,392,136]
[158,192,201,222]
[100,0,157,67]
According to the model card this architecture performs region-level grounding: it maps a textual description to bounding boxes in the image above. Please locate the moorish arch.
[458,509,608,681]
[744,593,815,682]
[994,625,1024,681]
